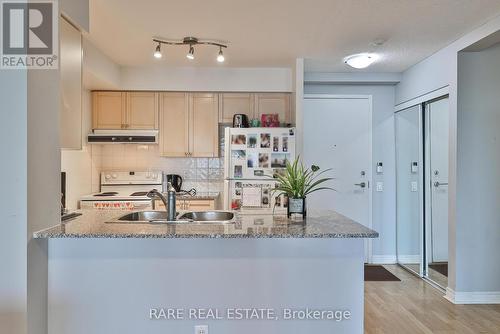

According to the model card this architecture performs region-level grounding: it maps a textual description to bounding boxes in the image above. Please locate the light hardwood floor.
[365,265,500,334]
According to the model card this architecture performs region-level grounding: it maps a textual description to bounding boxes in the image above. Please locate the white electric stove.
[80,171,163,211]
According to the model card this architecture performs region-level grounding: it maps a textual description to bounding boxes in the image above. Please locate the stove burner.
[94,192,118,197]
[130,191,148,196]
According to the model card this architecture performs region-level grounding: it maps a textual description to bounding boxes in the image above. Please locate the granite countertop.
[33,209,378,239]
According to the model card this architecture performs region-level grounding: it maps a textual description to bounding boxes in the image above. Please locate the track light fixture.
[153,43,162,59]
[152,36,227,63]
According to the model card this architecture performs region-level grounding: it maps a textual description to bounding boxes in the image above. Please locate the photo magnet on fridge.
[258,153,269,168]
[247,152,258,168]
[260,134,271,148]
[282,137,288,152]
[231,134,246,145]
[254,170,264,177]
[234,165,243,178]
[248,134,257,148]
[273,137,279,152]
[271,153,288,168]
[232,150,246,159]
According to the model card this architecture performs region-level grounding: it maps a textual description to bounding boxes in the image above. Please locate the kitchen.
[44,12,377,334]
[3,1,500,334]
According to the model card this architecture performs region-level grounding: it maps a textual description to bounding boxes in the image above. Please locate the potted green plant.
[272,156,334,217]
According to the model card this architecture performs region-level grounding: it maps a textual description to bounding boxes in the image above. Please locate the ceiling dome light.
[186,46,195,60]
[217,47,225,63]
[344,53,377,69]
[153,43,162,58]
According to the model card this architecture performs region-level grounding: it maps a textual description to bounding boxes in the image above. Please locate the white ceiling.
[86,0,500,72]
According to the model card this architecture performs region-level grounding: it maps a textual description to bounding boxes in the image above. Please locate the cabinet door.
[159,92,189,157]
[254,93,291,124]
[189,93,219,157]
[92,91,126,129]
[126,92,158,129]
[60,18,82,149]
[220,93,254,123]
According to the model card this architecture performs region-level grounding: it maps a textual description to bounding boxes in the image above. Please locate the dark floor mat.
[429,263,448,277]
[364,265,401,281]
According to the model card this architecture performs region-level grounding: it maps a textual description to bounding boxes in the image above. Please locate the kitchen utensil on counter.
[165,174,183,192]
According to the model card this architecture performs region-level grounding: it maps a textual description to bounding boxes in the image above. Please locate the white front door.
[303,96,372,261]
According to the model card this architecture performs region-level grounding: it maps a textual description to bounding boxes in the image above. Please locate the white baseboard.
[445,287,500,304]
[371,255,397,264]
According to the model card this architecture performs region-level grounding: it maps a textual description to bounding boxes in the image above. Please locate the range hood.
[87,130,159,144]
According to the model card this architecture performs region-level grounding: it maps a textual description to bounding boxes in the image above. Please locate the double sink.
[109,210,235,224]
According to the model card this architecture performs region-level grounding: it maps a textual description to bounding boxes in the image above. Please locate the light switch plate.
[195,325,208,334]
[376,182,383,192]
[411,181,418,192]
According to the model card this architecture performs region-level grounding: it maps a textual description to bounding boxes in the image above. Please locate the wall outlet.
[195,325,208,334]
[411,181,418,192]
[376,182,383,192]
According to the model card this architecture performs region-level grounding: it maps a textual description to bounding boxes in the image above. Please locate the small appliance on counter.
[80,171,162,211]
[232,114,249,128]
[164,174,183,192]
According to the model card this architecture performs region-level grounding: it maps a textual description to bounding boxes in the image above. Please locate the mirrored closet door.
[395,96,449,290]
[395,105,423,275]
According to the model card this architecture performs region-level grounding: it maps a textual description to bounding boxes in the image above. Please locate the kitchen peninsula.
[35,210,377,334]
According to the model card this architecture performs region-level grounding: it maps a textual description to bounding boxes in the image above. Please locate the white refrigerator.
[223,127,296,214]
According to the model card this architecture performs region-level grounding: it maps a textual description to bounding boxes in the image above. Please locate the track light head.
[186,46,195,60]
[217,47,225,63]
[153,43,162,59]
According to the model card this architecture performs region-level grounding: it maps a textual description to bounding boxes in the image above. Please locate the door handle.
[434,181,448,188]
[354,182,366,188]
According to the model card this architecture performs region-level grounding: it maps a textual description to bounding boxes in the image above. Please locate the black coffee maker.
[165,174,183,192]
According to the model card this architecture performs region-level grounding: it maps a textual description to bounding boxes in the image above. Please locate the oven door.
[80,200,152,211]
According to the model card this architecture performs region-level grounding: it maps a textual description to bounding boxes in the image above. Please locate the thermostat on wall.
[411,162,418,173]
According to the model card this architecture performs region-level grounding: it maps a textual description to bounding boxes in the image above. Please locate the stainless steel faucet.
[147,183,176,221]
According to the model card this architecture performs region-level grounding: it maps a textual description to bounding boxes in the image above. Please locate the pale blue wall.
[0,69,28,334]
[456,44,500,292]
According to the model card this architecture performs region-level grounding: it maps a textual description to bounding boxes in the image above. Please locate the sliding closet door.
[395,105,423,275]
[425,97,449,288]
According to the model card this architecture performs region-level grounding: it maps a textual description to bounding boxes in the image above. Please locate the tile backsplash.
[91,144,225,193]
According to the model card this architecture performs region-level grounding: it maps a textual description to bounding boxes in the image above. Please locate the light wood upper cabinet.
[159,92,189,157]
[92,91,126,129]
[92,91,158,130]
[220,93,254,123]
[254,93,291,124]
[219,92,292,124]
[159,92,219,158]
[190,93,219,157]
[126,92,159,129]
